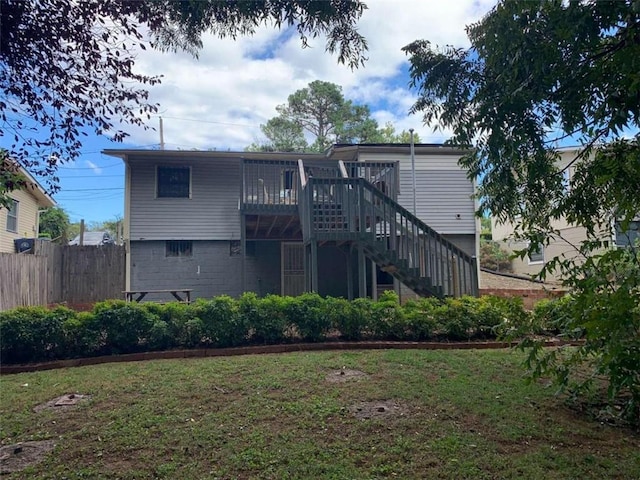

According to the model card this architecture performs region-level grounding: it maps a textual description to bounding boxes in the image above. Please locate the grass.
[1,349,638,479]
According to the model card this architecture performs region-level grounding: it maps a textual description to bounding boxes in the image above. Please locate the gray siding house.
[104,144,479,302]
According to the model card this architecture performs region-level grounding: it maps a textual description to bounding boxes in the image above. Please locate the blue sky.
[21,0,497,225]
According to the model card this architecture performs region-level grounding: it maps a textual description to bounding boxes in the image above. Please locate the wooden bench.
[123,289,193,304]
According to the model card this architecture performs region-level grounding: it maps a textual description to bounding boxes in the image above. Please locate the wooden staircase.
[297,162,478,298]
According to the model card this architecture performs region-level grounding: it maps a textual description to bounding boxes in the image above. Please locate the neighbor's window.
[157,166,190,198]
[615,221,639,248]
[166,240,193,257]
[6,199,18,232]
[528,243,544,264]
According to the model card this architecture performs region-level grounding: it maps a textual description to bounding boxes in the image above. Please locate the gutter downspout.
[410,129,416,216]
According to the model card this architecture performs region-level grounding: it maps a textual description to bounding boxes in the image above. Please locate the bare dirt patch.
[0,440,56,474]
[348,400,407,420]
[33,393,91,413]
[326,368,369,383]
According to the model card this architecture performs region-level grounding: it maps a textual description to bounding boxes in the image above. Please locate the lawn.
[1,349,638,479]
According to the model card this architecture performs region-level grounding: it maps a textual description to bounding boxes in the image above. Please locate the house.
[491,146,638,280]
[69,231,115,246]
[1,162,56,253]
[103,144,480,301]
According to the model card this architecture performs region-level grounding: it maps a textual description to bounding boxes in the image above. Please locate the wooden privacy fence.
[0,241,125,311]
[0,253,49,310]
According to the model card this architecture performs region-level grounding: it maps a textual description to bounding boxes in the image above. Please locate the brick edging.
[0,340,585,375]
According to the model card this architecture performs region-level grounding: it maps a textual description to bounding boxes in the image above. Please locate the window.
[615,221,639,248]
[166,240,192,257]
[528,243,544,264]
[6,199,18,232]
[562,168,571,193]
[157,166,190,198]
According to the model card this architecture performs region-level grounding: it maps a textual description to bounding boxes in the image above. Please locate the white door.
[281,242,305,296]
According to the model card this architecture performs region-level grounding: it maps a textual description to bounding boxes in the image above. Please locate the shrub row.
[0,292,571,365]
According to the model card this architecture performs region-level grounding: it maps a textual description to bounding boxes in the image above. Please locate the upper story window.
[6,199,18,232]
[157,166,191,198]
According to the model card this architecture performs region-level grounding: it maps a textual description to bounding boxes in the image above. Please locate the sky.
[40,0,497,225]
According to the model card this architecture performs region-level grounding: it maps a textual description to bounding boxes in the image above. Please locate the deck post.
[371,259,378,301]
[358,243,366,298]
[346,244,354,300]
[240,215,246,294]
[311,241,319,292]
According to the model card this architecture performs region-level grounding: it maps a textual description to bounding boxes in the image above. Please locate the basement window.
[166,240,192,257]
[157,166,191,198]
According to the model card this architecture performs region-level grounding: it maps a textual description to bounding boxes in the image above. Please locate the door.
[281,242,305,296]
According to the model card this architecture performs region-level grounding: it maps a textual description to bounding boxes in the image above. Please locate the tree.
[89,215,124,241]
[1,0,368,202]
[368,122,421,144]
[246,117,308,152]
[38,207,70,244]
[404,1,640,422]
[254,80,380,152]
[479,241,512,272]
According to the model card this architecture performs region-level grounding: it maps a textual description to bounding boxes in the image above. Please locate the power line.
[62,174,124,179]
[160,115,258,128]
[58,163,123,170]
[59,187,124,192]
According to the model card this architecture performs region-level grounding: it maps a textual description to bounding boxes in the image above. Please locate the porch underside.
[244,213,302,240]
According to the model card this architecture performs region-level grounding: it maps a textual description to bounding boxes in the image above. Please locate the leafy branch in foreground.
[0,0,368,199]
[404,0,640,423]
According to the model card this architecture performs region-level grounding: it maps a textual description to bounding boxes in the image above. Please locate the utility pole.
[159,116,165,150]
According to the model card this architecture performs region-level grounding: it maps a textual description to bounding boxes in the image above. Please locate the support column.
[371,259,378,301]
[346,246,354,301]
[311,241,319,293]
[240,215,246,294]
[358,243,367,298]
[304,244,310,292]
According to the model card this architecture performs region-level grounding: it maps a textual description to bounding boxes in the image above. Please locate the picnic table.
[123,289,192,304]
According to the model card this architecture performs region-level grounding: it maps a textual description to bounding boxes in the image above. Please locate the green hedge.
[0,293,551,365]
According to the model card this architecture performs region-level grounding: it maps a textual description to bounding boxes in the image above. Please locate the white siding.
[0,190,40,253]
[128,157,241,240]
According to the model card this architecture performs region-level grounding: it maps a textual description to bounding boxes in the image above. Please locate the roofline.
[4,160,56,208]
[103,143,469,162]
[101,149,328,161]
[328,143,470,160]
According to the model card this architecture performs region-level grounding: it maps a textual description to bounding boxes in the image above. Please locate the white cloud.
[123,0,496,150]
[85,160,102,175]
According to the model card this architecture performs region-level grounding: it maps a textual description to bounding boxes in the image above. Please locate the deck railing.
[242,159,399,210]
[241,159,300,210]
[343,161,399,200]
[300,176,478,297]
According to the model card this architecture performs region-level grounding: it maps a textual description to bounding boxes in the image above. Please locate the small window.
[166,240,192,257]
[6,199,18,232]
[562,168,571,193]
[528,243,544,264]
[615,221,639,248]
[157,166,190,198]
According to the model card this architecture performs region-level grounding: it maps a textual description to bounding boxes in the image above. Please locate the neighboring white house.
[0,163,56,253]
[491,146,636,280]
